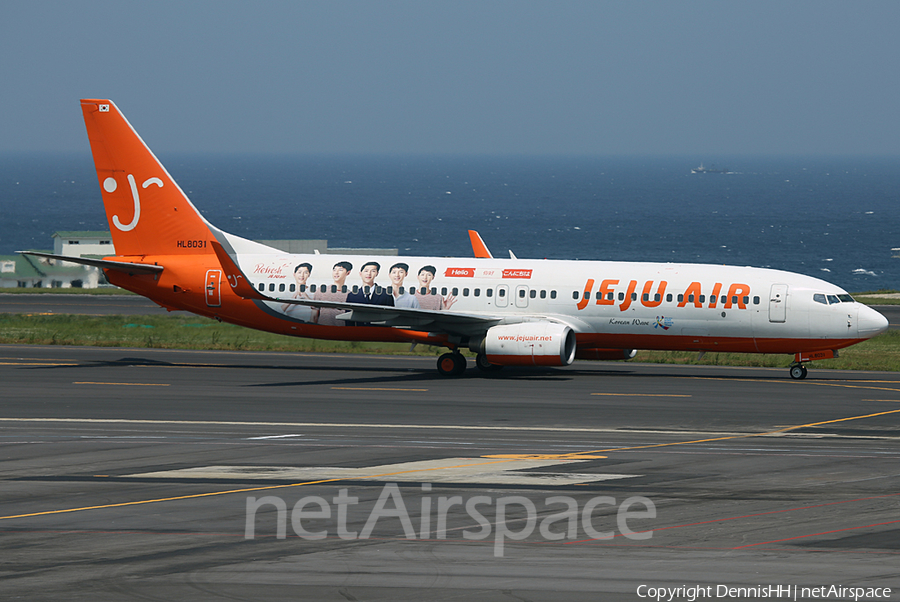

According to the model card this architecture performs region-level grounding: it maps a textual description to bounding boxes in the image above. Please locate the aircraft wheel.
[789,364,807,380]
[475,353,503,372]
[437,352,466,377]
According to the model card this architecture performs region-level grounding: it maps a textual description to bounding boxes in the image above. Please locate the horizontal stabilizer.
[17,251,164,275]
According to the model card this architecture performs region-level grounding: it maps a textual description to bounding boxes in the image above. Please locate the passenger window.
[487,289,493,298]
[529,290,536,298]
[463,288,469,297]
[311,284,318,293]
[474,288,480,297]
[731,296,738,305]
[607,292,614,300]
[341,285,348,293]
[452,287,459,296]
[721,295,727,304]
[352,285,359,294]
[258,283,265,291]
[595,291,603,300]
[688,294,695,303]
[619,292,625,301]
[332,285,338,293]
[550,290,557,299]
[519,289,526,298]
[642,293,649,302]
[442,287,448,295]
[540,290,547,299]
[279,283,285,293]
[299,284,306,293]
[573,291,579,300]
[666,294,672,302]
[430,288,437,295]
[499,289,506,297]
[753,296,760,305]
[699,295,705,303]
[290,284,296,292]
[269,283,275,292]
[827,294,840,305]
[398,286,405,295]
[742,296,749,305]
[654,294,661,302]
[677,294,684,303]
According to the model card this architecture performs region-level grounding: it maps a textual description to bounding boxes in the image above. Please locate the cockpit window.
[813,293,827,305]
[837,294,855,303]
[827,294,840,305]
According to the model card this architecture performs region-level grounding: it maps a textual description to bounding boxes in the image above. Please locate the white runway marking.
[0,417,747,437]
[126,458,641,486]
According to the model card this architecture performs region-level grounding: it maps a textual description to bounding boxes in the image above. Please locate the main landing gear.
[437,352,467,377]
[789,363,808,380]
[437,352,504,377]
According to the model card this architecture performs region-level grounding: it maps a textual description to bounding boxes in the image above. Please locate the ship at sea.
[691,162,730,174]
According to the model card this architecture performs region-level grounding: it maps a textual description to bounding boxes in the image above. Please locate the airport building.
[1,232,397,289]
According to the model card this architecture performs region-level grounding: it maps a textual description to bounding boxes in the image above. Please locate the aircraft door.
[206,269,222,307]
[769,283,787,323]
[496,285,509,308]
[515,285,529,308]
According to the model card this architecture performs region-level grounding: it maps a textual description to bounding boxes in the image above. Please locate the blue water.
[2,153,898,292]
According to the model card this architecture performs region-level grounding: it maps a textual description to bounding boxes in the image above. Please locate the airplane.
[20,99,889,379]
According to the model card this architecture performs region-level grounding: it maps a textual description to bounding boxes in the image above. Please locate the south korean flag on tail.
[99,104,110,112]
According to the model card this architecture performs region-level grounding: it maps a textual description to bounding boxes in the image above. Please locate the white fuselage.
[236,251,887,354]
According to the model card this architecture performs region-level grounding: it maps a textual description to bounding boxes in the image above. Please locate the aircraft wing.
[273,296,502,335]
[17,251,164,275]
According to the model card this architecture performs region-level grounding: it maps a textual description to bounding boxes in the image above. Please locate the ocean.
[2,153,898,293]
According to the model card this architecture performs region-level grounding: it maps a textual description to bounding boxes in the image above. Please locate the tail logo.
[103,174,164,232]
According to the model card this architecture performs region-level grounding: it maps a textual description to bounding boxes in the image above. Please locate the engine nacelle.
[477,322,577,367]
[575,348,638,361]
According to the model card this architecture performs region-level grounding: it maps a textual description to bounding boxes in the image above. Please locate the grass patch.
[0,313,445,355]
[2,313,898,371]
[0,287,136,295]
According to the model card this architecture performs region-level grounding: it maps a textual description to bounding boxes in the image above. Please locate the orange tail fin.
[80,99,213,257]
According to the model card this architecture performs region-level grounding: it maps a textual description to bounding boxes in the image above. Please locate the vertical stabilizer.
[80,99,213,257]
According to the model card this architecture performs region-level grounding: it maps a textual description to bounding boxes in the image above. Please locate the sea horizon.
[2,152,898,292]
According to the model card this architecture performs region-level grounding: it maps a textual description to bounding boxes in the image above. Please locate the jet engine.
[472,322,577,366]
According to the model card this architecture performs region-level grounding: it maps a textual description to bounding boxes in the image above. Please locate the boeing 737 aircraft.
[21,100,889,378]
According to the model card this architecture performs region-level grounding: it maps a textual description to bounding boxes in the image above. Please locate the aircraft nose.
[858,305,889,338]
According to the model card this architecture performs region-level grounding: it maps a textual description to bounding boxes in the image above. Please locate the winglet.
[468,230,493,259]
